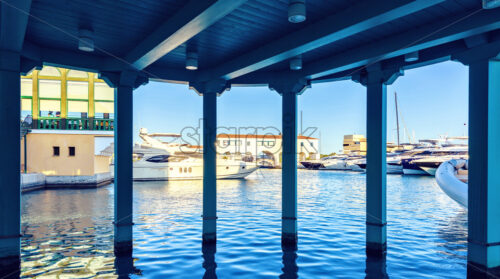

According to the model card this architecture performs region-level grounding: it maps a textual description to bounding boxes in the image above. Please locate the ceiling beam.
[197,0,445,81]
[125,0,247,70]
[300,8,500,79]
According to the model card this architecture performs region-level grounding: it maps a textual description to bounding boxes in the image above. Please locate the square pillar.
[203,91,217,244]
[0,51,21,272]
[354,65,400,257]
[269,77,309,247]
[114,84,134,255]
[467,57,500,276]
[282,91,298,245]
[365,79,387,257]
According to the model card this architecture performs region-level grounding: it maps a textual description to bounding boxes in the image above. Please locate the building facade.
[343,134,367,155]
[20,66,115,187]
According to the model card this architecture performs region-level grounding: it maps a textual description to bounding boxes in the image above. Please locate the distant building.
[20,66,115,187]
[216,134,319,167]
[343,134,367,155]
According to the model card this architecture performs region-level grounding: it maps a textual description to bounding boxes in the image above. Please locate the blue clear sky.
[133,61,468,154]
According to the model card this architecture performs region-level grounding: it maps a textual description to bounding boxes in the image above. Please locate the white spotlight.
[78,29,94,52]
[186,51,198,70]
[288,0,306,23]
[290,56,302,70]
[483,0,500,9]
[404,51,419,62]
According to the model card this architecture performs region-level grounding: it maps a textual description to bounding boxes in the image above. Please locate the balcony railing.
[36,117,114,131]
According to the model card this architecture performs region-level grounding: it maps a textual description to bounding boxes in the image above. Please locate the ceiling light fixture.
[186,51,198,70]
[290,56,302,70]
[288,0,306,23]
[404,51,419,62]
[483,0,500,9]
[78,29,94,52]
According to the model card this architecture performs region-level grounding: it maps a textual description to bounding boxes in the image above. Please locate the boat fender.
[464,160,468,170]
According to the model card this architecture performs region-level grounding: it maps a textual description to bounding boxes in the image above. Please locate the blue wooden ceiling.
[20,0,500,84]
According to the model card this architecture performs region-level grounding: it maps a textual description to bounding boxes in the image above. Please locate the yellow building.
[343,134,367,155]
[20,66,115,188]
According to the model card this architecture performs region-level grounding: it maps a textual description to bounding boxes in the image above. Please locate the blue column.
[203,91,217,244]
[114,84,134,255]
[0,51,21,272]
[282,91,298,245]
[467,57,500,275]
[365,77,387,257]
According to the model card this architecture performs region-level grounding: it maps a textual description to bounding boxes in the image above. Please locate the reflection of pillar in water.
[202,243,217,279]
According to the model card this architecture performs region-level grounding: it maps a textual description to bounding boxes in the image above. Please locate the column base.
[281,233,298,247]
[0,255,21,279]
[366,242,387,258]
[202,233,217,245]
[114,241,133,256]
[467,262,500,278]
[115,253,140,276]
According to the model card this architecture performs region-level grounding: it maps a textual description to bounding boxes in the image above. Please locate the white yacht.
[110,128,258,181]
[320,155,350,170]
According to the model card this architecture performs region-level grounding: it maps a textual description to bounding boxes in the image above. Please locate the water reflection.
[202,244,217,279]
[437,210,467,261]
[365,255,388,279]
[280,244,298,279]
[0,259,21,279]
[114,253,141,278]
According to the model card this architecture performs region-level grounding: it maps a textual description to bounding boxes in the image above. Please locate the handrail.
[36,117,114,131]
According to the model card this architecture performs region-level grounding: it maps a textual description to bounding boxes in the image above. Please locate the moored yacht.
[401,148,468,175]
[320,155,350,170]
[110,128,258,181]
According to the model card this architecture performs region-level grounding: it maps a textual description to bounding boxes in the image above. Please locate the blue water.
[19,169,467,278]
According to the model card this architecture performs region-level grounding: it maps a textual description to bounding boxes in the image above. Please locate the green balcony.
[36,117,114,131]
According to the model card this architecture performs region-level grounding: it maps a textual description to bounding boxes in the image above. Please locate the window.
[69,147,76,156]
[94,82,114,119]
[68,101,88,118]
[146,155,170,162]
[21,79,33,96]
[38,68,62,118]
[53,146,60,156]
[21,99,32,119]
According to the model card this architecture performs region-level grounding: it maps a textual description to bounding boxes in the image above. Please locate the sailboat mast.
[395,92,400,148]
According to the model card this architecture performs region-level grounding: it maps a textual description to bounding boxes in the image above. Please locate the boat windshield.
[146,155,170,163]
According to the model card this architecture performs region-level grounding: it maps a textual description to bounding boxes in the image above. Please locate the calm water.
[19,169,467,278]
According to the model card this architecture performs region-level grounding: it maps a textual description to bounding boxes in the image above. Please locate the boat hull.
[435,160,467,207]
[111,161,258,181]
[300,161,322,170]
